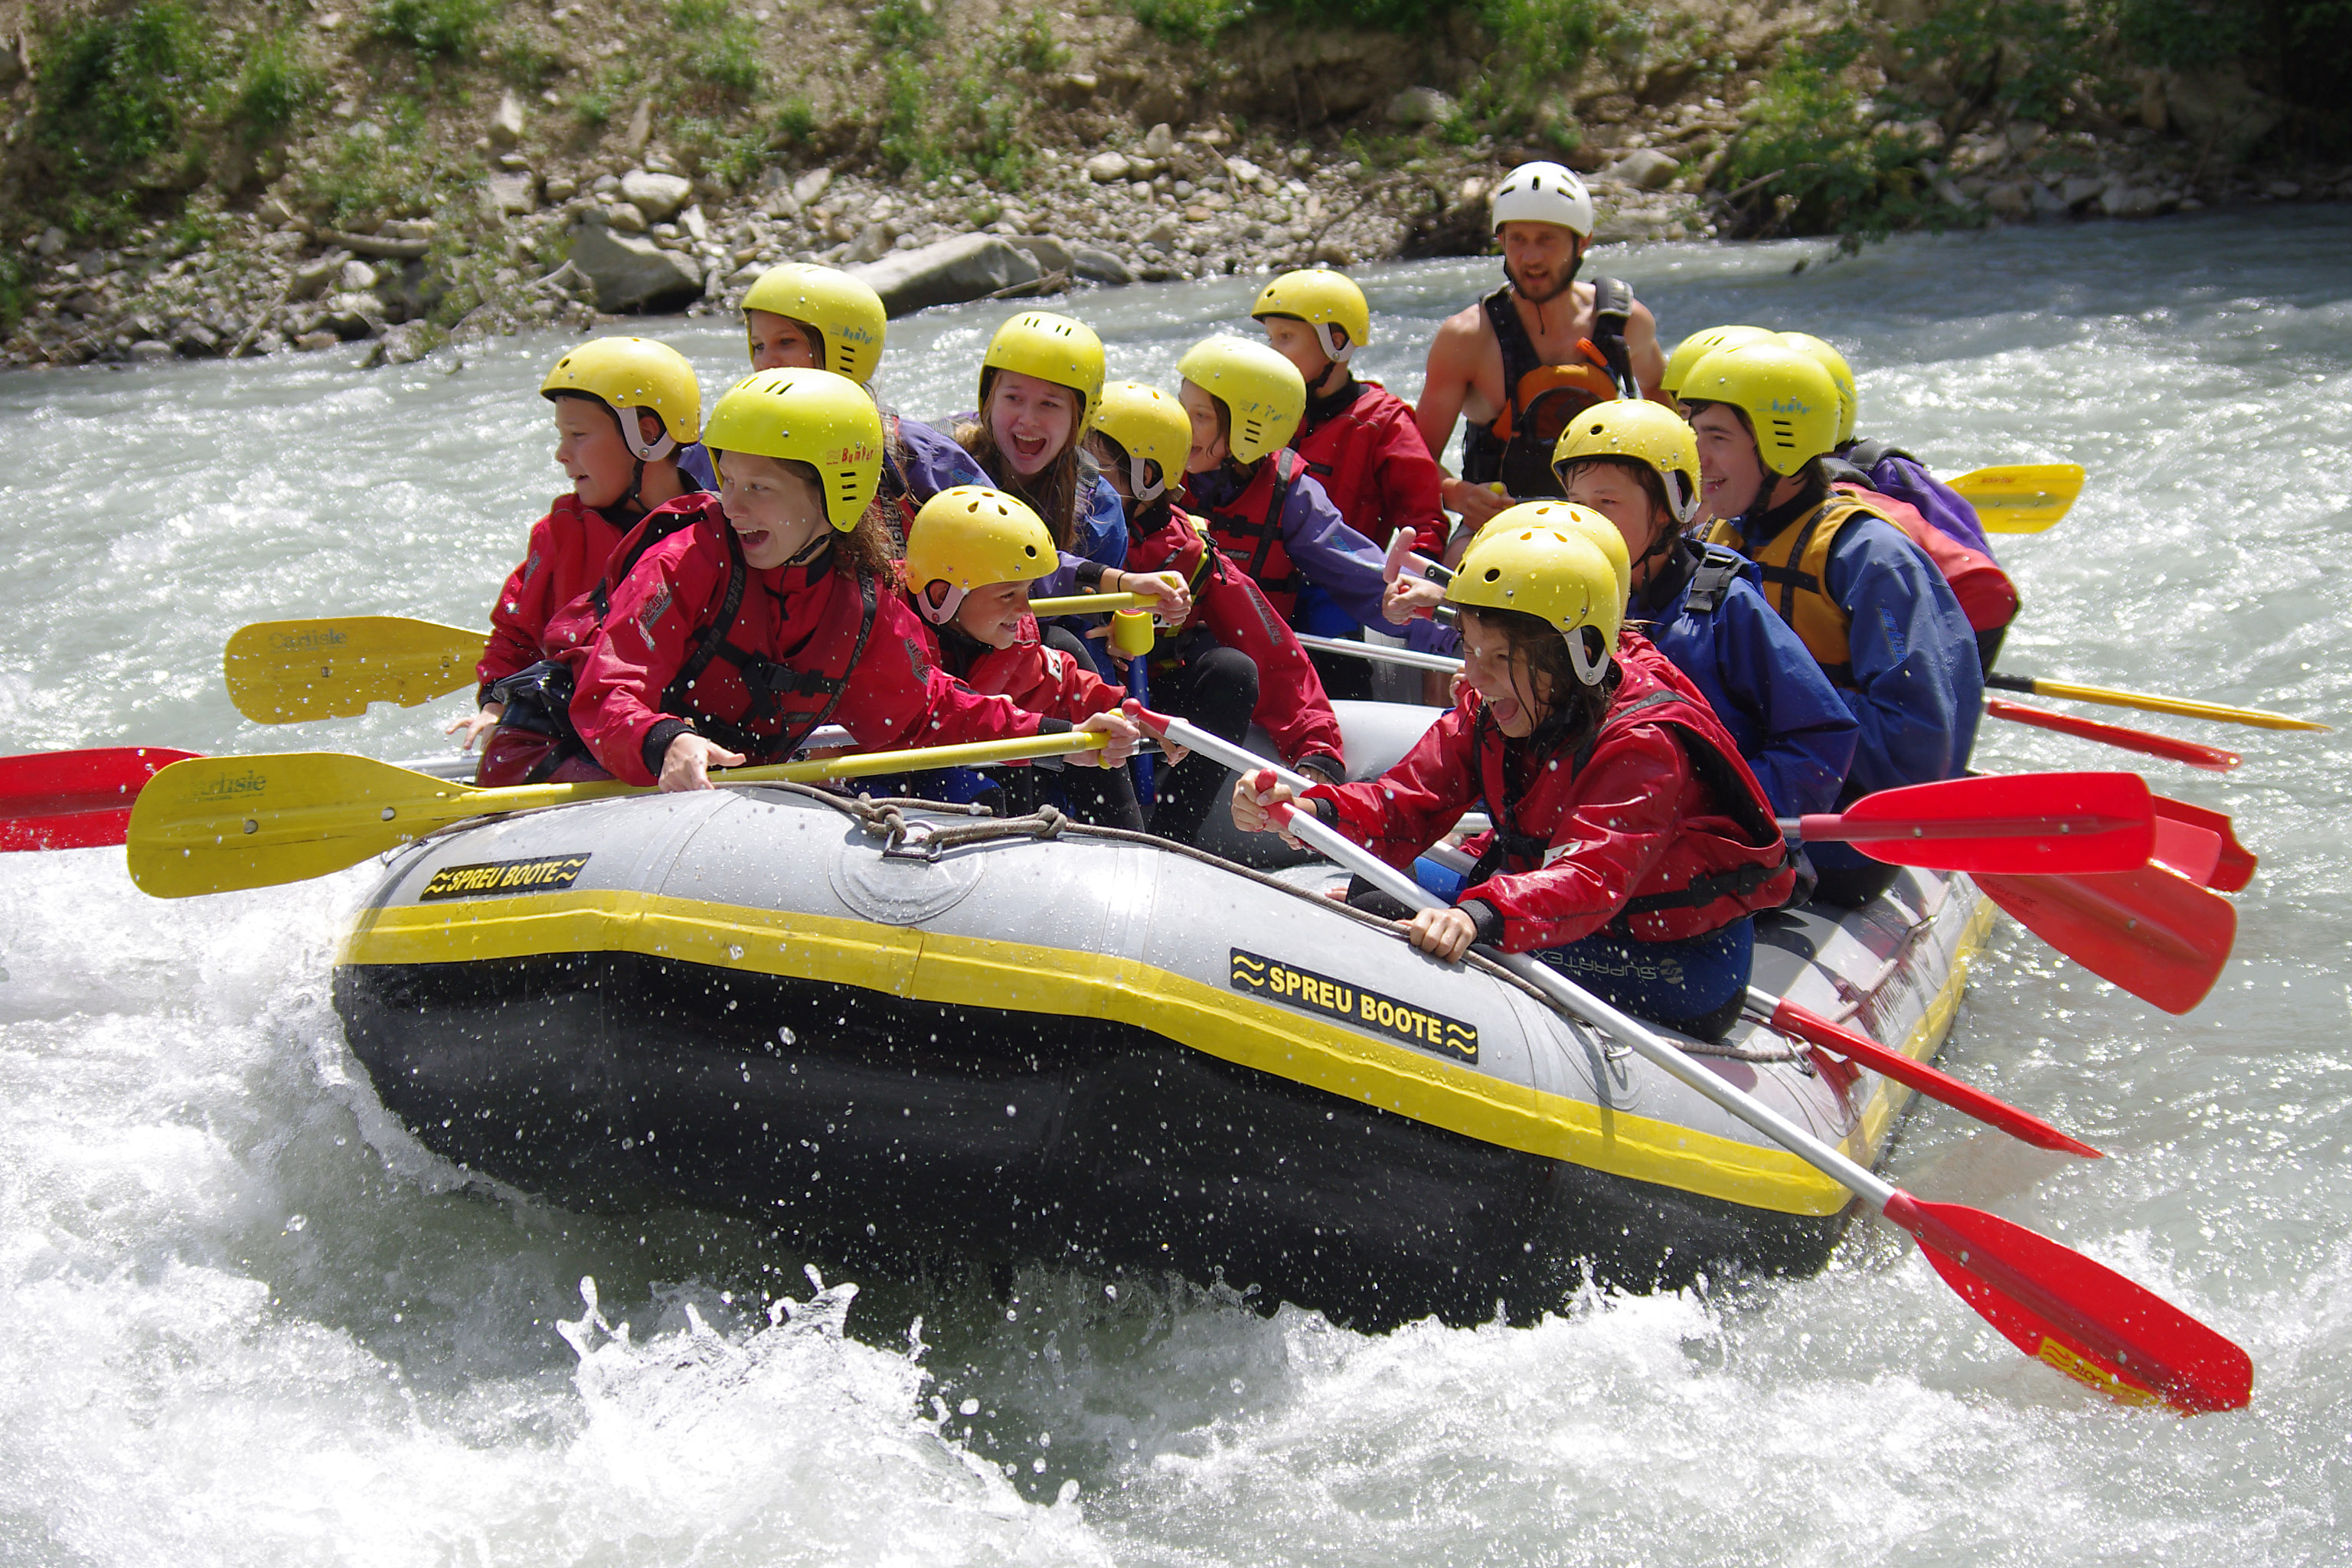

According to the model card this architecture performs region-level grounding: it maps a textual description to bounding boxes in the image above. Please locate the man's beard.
[1505,256,1579,305]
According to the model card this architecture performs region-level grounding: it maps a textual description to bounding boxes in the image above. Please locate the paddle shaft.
[1986,671,2325,732]
[1027,591,1150,617]
[1986,697,2240,772]
[1746,987,2101,1158]
[1294,633,1468,675]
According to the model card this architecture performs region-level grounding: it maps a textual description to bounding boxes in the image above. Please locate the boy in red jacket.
[456,338,704,765]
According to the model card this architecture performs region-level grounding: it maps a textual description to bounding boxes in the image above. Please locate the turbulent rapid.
[2,207,2347,1564]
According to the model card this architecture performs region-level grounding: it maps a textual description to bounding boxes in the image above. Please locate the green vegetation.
[0,253,30,338]
[1717,25,1948,245]
[366,0,501,58]
[869,0,944,50]
[32,2,213,182]
[237,32,326,140]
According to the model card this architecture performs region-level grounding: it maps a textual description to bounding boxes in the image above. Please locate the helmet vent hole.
[1482,567,1501,582]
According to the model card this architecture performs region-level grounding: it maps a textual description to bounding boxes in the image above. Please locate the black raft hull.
[332,782,1990,1331]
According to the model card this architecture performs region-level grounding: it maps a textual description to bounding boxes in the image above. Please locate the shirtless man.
[1415,161,1669,536]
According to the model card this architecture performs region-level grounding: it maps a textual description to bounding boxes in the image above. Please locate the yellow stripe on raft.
[338,885,1991,1218]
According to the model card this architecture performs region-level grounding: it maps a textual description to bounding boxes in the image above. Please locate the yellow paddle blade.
[224,617,489,724]
[1947,463,2086,534]
[1026,591,1148,617]
[2027,676,2331,733]
[126,731,1110,898]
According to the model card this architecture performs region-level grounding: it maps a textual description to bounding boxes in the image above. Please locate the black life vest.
[1459,277,1638,498]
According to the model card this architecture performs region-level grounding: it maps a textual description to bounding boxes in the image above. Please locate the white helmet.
[1490,161,1595,239]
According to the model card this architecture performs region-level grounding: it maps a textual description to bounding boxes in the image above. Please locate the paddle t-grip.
[1110,609,1156,658]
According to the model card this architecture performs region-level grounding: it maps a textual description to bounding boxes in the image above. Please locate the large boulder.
[849,234,1041,317]
[1606,148,1681,191]
[620,169,694,223]
[568,217,705,312]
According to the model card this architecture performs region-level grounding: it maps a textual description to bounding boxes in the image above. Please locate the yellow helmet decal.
[1778,332,1859,445]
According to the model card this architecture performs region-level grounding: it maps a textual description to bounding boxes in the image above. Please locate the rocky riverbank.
[2,0,2345,371]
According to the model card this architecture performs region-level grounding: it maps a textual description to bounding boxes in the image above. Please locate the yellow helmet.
[740,263,887,385]
[1251,268,1370,364]
[903,485,1056,626]
[980,310,1106,430]
[701,368,884,533]
[1550,399,1702,527]
[1777,332,1858,445]
[1092,381,1192,502]
[1178,336,1305,466]
[1449,519,1622,687]
[1678,340,1842,477]
[541,336,701,460]
[1483,501,1633,607]
[1658,324,1771,404]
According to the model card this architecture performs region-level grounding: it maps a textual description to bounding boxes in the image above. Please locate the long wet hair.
[1459,604,1613,756]
[956,368,1087,550]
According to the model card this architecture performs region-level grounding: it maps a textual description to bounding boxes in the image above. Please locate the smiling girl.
[566,369,1136,792]
[1232,511,1792,1040]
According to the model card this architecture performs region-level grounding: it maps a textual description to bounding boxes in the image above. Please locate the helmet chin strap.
[1312,322,1354,367]
[1566,625,1609,687]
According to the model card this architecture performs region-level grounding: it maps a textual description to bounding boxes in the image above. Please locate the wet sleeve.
[479,512,564,699]
[1824,518,1984,799]
[1374,405,1449,559]
[895,420,993,501]
[833,594,1047,753]
[1463,725,1692,953]
[568,547,704,789]
[1281,478,1409,633]
[1302,701,1481,866]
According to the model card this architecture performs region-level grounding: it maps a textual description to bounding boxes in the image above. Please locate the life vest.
[1461,648,1793,940]
[1459,277,1637,498]
[662,526,880,762]
[1292,380,1445,557]
[1824,469,2017,635]
[1707,494,1884,687]
[1197,448,1308,626]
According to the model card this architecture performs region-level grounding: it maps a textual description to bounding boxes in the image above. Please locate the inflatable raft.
[333,705,1993,1328]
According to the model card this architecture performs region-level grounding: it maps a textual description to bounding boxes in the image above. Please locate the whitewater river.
[2,207,2347,1563]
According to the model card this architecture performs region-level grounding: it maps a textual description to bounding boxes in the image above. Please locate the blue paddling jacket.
[1628,541,1860,820]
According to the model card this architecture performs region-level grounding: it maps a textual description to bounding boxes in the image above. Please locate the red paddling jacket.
[1125,505,1346,776]
[569,500,1049,787]
[477,493,639,702]
[1302,631,1793,950]
[913,606,1127,724]
[1291,378,1448,560]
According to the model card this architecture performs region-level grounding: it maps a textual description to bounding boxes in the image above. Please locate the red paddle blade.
[1885,1191,2252,1414]
[0,747,203,851]
[2150,815,2223,886]
[1766,997,2102,1158]
[1802,771,2154,874]
[1977,864,2235,1015]
[2153,795,2256,893]
[1987,697,2240,773]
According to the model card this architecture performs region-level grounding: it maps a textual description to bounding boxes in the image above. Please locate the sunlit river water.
[2,207,2348,1564]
